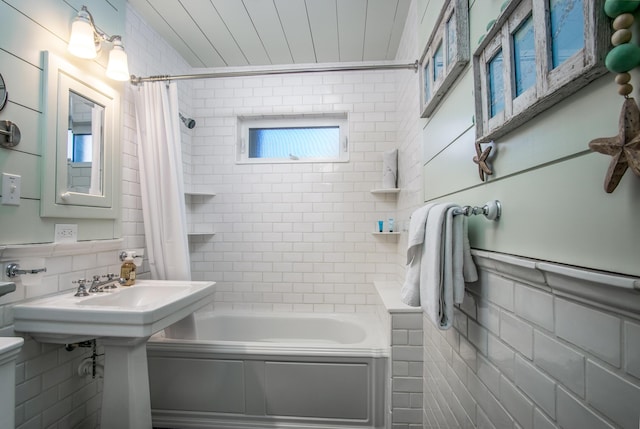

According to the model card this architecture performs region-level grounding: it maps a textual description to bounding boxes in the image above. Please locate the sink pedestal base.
[101,337,152,428]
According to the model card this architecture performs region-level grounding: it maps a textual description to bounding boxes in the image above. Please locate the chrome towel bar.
[453,200,501,221]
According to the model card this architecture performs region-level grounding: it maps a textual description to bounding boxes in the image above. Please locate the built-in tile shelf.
[184,191,216,197]
[370,188,400,194]
[185,191,216,240]
[370,189,400,239]
[187,232,215,238]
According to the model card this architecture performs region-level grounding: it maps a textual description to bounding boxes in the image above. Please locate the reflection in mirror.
[0,73,7,111]
[67,91,104,196]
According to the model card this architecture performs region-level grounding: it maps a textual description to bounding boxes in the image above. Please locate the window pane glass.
[248,127,339,159]
[446,15,456,66]
[67,130,93,162]
[488,50,505,117]
[424,61,431,102]
[550,0,584,67]
[433,43,444,82]
[73,135,93,162]
[513,15,536,97]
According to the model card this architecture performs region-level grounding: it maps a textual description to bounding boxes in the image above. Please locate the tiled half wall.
[423,250,640,429]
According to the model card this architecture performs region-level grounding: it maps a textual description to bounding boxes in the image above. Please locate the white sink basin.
[77,285,190,308]
[14,279,216,428]
[13,280,216,343]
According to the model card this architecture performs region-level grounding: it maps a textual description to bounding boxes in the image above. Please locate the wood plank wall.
[417,0,640,277]
[0,0,125,244]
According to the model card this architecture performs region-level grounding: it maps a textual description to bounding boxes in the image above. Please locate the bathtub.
[146,311,389,429]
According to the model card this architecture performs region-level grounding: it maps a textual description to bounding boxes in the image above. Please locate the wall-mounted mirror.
[40,51,121,219]
[67,91,104,195]
[0,73,7,111]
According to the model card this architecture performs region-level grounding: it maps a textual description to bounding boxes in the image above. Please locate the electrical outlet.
[55,224,78,242]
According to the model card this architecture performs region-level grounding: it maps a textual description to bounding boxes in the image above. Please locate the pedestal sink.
[13,280,215,428]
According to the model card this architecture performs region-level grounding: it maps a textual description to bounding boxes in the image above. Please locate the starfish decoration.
[473,142,493,182]
[589,97,640,193]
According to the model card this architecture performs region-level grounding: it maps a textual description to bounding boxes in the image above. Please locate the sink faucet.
[88,274,119,293]
[73,279,89,297]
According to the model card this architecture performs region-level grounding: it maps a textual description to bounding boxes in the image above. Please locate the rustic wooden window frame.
[472,0,609,143]
[419,0,470,118]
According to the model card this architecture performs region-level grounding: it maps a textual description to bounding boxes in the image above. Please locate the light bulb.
[106,39,130,81]
[68,11,97,59]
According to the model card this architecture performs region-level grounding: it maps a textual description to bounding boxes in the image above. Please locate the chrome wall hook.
[0,120,21,148]
[5,263,47,278]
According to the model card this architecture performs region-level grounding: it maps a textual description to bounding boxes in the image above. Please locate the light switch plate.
[1,173,21,205]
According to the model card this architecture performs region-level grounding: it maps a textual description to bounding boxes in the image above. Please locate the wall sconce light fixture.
[68,6,130,81]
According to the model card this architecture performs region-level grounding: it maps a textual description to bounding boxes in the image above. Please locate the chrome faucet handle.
[73,279,90,297]
[101,273,118,290]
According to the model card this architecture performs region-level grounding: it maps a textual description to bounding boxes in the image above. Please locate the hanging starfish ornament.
[473,142,493,182]
[588,97,640,193]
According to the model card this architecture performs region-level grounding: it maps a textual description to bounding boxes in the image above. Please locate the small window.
[549,0,584,68]
[433,43,444,82]
[512,15,535,97]
[418,0,470,118]
[488,51,505,117]
[473,0,607,143]
[446,16,456,65]
[423,60,432,102]
[237,114,349,164]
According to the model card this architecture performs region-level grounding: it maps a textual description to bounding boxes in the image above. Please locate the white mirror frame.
[40,51,121,219]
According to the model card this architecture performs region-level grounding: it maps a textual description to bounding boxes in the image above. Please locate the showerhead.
[179,113,196,129]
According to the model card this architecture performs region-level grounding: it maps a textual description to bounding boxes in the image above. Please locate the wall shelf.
[184,191,216,197]
[187,232,215,238]
[370,188,400,194]
[371,232,400,236]
[185,192,216,240]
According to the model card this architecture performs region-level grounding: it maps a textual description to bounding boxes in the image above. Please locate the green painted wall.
[419,0,640,277]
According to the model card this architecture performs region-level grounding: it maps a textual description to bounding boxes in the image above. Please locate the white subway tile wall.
[390,311,424,428]
[422,254,640,429]
[187,65,402,312]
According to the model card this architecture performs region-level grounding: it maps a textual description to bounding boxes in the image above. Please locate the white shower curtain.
[134,81,191,281]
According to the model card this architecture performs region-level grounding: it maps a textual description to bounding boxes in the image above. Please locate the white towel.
[424,204,478,329]
[401,202,478,330]
[400,203,437,306]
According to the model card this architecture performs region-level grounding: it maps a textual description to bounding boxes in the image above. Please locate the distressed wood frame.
[419,0,470,118]
[473,0,609,143]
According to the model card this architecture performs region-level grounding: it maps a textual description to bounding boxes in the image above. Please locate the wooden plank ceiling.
[128,0,411,68]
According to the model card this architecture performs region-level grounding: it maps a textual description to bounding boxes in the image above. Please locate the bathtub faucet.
[88,274,119,293]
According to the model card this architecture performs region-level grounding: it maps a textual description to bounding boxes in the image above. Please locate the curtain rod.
[130,60,418,84]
